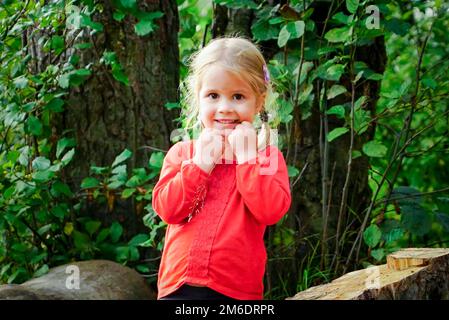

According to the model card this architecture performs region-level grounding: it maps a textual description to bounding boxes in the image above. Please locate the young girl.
[152,37,291,300]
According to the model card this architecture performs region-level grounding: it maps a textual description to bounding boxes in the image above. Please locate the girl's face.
[198,64,265,132]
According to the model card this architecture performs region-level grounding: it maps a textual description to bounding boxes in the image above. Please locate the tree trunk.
[54,0,180,237]
[212,1,386,298]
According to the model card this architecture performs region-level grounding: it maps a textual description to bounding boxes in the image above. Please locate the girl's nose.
[217,99,234,113]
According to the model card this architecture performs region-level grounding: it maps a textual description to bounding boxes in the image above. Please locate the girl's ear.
[256,93,267,113]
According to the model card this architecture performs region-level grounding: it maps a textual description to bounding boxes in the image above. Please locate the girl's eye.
[208,93,219,99]
[233,94,244,100]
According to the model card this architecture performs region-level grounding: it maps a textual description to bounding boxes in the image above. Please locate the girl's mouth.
[214,119,240,124]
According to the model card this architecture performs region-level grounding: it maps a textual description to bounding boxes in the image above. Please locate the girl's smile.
[214,118,241,130]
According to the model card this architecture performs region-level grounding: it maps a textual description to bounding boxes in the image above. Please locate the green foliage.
[0,0,167,285]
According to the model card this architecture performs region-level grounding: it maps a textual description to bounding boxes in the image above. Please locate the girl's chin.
[214,123,238,132]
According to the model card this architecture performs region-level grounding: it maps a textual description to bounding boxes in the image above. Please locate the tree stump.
[287,248,449,300]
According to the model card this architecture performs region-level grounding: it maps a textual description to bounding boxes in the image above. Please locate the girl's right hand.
[192,128,224,174]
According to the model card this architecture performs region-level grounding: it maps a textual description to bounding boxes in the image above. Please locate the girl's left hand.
[227,121,258,164]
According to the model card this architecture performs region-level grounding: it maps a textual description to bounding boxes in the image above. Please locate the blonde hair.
[180,36,278,150]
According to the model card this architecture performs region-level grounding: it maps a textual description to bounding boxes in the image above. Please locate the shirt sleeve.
[152,141,210,224]
[235,145,292,225]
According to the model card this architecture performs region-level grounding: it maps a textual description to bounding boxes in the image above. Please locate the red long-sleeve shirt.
[152,140,291,300]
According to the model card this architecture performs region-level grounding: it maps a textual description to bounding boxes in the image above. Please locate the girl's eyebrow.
[202,88,250,94]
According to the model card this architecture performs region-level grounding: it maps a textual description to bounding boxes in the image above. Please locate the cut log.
[287,248,449,300]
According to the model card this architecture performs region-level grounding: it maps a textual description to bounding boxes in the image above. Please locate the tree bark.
[54,0,179,237]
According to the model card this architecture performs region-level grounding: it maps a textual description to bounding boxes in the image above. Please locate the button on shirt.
[152,140,291,300]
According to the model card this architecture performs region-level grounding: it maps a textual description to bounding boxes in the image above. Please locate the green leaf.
[58,73,70,89]
[435,212,449,232]
[56,138,76,158]
[96,228,110,243]
[215,0,258,9]
[69,54,80,65]
[110,222,123,243]
[113,11,126,21]
[324,26,351,43]
[354,108,371,135]
[8,267,27,284]
[112,164,127,175]
[73,231,90,251]
[332,12,351,25]
[108,180,124,189]
[390,186,422,206]
[112,149,132,168]
[400,204,431,236]
[122,188,136,199]
[51,35,64,54]
[128,233,150,246]
[384,18,410,36]
[362,141,387,158]
[30,252,47,264]
[136,264,150,273]
[380,220,404,243]
[326,105,346,118]
[126,175,142,188]
[327,127,349,142]
[129,246,140,261]
[116,246,129,261]
[80,14,103,32]
[45,98,64,112]
[363,224,382,247]
[85,221,102,236]
[90,166,109,174]
[32,170,55,182]
[81,177,100,189]
[32,157,51,171]
[164,102,179,110]
[325,64,345,81]
[11,243,28,252]
[371,248,385,261]
[120,0,136,8]
[26,116,43,136]
[13,76,28,89]
[51,181,73,197]
[135,19,156,36]
[73,68,91,77]
[287,165,300,178]
[61,148,75,166]
[112,65,129,85]
[354,95,367,110]
[277,25,290,47]
[327,85,347,100]
[3,186,15,200]
[346,0,359,14]
[251,16,281,41]
[51,205,67,219]
[59,69,91,88]
[33,264,49,278]
[149,152,164,169]
[352,150,362,159]
[74,42,92,50]
[288,21,305,39]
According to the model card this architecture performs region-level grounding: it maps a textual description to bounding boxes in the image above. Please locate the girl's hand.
[192,128,224,174]
[227,121,258,164]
